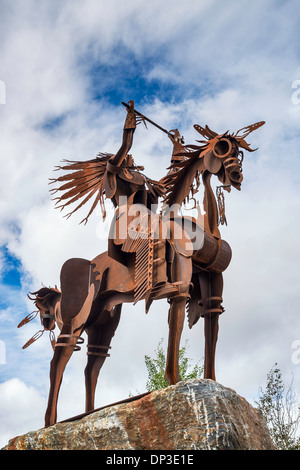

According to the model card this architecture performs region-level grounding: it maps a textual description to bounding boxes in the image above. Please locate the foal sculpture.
[18,101,264,426]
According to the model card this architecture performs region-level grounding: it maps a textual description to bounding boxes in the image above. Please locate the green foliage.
[255,363,300,450]
[144,338,203,392]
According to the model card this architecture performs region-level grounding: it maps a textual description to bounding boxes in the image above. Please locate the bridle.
[17,303,57,350]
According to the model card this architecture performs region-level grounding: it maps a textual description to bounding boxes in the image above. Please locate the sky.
[0,0,300,447]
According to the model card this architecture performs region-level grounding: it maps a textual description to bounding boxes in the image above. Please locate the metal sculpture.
[18,100,264,426]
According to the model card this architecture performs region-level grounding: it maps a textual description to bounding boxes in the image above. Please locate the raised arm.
[108,100,136,167]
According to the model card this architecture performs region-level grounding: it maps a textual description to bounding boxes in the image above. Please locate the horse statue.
[18,101,264,426]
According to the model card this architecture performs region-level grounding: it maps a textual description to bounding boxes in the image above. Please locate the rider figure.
[104,101,178,307]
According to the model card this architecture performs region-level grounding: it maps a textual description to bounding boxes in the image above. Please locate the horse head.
[193,120,265,192]
[161,121,265,209]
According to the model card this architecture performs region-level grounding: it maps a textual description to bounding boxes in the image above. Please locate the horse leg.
[165,253,192,385]
[85,305,122,412]
[44,258,98,427]
[165,296,187,385]
[45,322,85,426]
[198,271,223,380]
[203,312,219,380]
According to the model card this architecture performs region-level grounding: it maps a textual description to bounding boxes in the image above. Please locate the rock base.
[2,379,274,450]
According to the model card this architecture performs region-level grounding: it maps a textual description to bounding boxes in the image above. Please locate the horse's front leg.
[203,312,219,381]
[165,295,187,385]
[198,271,224,380]
[165,252,192,385]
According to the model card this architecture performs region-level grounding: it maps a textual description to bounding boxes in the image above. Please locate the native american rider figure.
[51,101,179,311]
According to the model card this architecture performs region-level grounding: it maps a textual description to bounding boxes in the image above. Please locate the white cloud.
[0,378,46,448]
[0,0,300,446]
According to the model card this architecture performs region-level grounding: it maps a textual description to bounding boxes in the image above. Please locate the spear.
[121,101,174,138]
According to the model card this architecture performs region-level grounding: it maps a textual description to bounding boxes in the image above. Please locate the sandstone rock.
[2,379,274,450]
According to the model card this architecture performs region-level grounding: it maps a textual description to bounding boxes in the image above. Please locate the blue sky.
[1,0,300,447]
[0,246,22,289]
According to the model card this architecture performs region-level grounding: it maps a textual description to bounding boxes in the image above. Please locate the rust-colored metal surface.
[19,101,264,426]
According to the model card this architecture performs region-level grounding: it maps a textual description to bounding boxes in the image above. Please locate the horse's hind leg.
[85,305,122,413]
[45,258,97,427]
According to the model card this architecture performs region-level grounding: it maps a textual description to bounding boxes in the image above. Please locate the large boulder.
[2,379,274,450]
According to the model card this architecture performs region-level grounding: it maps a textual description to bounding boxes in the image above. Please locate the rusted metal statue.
[18,101,264,426]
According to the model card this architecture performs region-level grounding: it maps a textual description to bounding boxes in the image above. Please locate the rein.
[216,185,231,226]
[18,307,85,352]
[18,311,56,350]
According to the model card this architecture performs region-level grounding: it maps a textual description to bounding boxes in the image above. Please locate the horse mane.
[160,144,207,207]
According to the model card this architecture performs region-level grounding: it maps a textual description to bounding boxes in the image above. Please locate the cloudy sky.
[0,0,300,447]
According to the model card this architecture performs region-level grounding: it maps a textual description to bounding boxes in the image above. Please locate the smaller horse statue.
[18,101,264,426]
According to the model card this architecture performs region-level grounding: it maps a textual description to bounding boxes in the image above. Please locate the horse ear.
[235,121,265,139]
[204,152,222,174]
[233,121,265,152]
[194,124,218,140]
